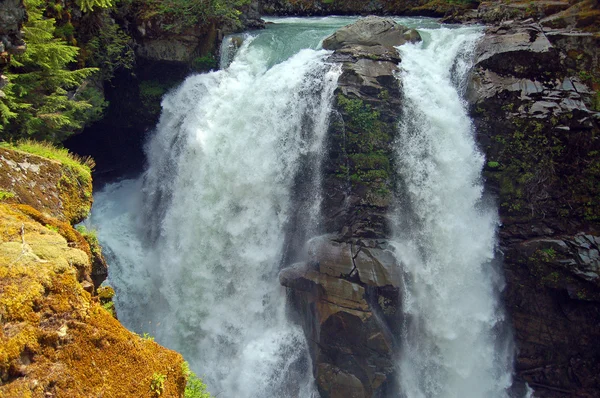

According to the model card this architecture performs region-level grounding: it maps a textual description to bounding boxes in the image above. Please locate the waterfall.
[86,17,520,398]
[392,27,514,397]
[88,22,344,397]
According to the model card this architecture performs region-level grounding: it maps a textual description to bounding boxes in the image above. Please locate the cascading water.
[88,18,353,398]
[86,17,520,398]
[391,27,515,397]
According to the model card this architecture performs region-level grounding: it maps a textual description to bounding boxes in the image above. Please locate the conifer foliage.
[76,0,116,12]
[0,0,105,142]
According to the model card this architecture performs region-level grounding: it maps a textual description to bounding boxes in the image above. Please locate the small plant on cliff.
[150,372,167,396]
[182,361,212,398]
[75,224,103,258]
[0,191,15,201]
[142,332,155,341]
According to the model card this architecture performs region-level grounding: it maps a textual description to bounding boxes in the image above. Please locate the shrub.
[182,362,212,398]
[150,372,167,396]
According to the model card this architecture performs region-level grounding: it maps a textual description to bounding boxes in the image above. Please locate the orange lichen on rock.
[0,204,186,397]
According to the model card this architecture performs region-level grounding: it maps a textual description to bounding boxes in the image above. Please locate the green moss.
[541,248,556,259]
[76,225,103,259]
[335,94,393,194]
[0,140,93,185]
[0,191,15,201]
[138,80,179,117]
[337,94,380,132]
[191,55,218,72]
[46,224,60,233]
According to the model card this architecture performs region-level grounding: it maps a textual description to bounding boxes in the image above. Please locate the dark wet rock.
[280,17,408,398]
[0,0,26,65]
[468,20,600,397]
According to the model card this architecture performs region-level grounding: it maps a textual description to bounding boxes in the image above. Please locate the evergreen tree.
[0,0,105,142]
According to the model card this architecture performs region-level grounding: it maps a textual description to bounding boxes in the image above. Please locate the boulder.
[322,16,420,51]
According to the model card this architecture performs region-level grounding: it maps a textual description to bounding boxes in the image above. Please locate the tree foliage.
[141,0,251,33]
[0,0,106,142]
[85,17,135,81]
[76,0,117,12]
[181,362,211,398]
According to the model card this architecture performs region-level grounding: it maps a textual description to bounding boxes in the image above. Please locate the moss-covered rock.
[0,204,186,397]
[0,145,187,397]
[0,144,93,225]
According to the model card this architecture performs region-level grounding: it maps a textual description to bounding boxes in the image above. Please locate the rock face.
[0,147,186,397]
[280,17,420,398]
[0,0,26,68]
[260,0,469,17]
[322,16,420,51]
[128,0,263,64]
[0,147,92,225]
[468,22,600,397]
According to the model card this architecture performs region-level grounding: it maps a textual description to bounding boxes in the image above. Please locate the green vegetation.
[191,55,218,71]
[335,94,392,195]
[1,140,94,184]
[139,80,178,117]
[46,224,60,233]
[0,0,105,142]
[76,224,103,259]
[85,17,135,81]
[97,285,116,317]
[76,0,116,12]
[182,362,212,398]
[0,191,15,201]
[142,333,156,341]
[541,248,556,259]
[150,372,167,396]
[141,0,251,33]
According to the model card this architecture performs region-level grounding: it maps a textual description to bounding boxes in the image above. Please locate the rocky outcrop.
[468,22,600,397]
[127,0,263,64]
[0,0,25,102]
[280,17,420,398]
[260,0,473,17]
[0,147,92,225]
[0,0,26,68]
[0,147,186,397]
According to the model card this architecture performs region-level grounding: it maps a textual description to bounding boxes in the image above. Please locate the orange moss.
[0,204,186,397]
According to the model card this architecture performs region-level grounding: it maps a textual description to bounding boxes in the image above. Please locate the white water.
[88,22,344,397]
[392,27,514,397]
[86,17,520,398]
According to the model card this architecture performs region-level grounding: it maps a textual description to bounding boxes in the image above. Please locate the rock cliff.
[0,147,186,397]
[259,0,473,17]
[280,9,600,398]
[468,21,600,397]
[280,17,420,398]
